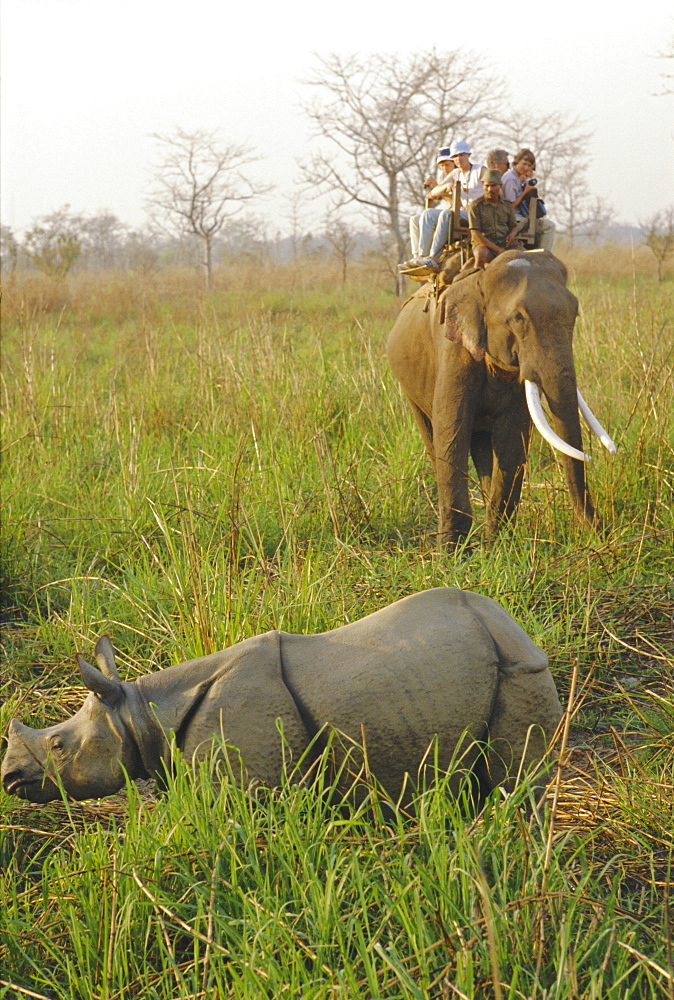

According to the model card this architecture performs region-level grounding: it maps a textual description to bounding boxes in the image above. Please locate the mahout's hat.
[482,168,503,185]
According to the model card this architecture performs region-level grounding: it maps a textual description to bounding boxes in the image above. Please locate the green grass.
[1,747,670,1000]
[1,259,673,998]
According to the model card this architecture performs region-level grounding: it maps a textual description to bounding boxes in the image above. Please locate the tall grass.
[1,255,673,998]
[1,743,671,999]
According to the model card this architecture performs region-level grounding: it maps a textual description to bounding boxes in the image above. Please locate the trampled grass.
[1,254,673,998]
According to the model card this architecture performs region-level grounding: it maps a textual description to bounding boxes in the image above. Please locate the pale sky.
[2,0,673,237]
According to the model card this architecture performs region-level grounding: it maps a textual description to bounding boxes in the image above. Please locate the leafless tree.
[580,196,617,246]
[488,108,591,188]
[657,32,674,95]
[1,224,19,274]
[324,214,358,285]
[125,227,162,277]
[216,217,272,264]
[147,129,264,288]
[283,188,308,263]
[301,50,503,293]
[545,147,609,246]
[640,206,674,281]
[23,205,83,278]
[80,212,129,269]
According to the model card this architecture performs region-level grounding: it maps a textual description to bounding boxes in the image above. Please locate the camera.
[528,178,537,186]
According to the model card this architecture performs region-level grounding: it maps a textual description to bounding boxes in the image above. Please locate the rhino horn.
[77,653,122,705]
[95,634,121,680]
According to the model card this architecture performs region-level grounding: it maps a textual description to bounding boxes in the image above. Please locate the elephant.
[1,588,562,805]
[387,249,616,546]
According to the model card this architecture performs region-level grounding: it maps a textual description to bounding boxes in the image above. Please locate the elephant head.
[387,249,615,545]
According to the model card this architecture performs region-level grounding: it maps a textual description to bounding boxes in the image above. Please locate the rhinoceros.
[1,588,562,804]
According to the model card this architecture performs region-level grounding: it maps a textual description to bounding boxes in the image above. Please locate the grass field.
[1,250,673,998]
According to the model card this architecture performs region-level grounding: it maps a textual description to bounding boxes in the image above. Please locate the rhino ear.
[443,274,487,362]
[78,655,122,706]
[94,635,121,681]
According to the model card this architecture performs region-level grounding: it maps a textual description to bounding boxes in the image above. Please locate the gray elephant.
[387,250,616,547]
[1,588,562,805]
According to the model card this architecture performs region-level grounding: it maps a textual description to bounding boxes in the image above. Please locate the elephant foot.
[572,501,603,538]
[436,522,476,556]
[438,508,473,545]
[483,518,499,542]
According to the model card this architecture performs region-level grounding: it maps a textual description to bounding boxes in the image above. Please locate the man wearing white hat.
[443,140,486,205]
[402,140,485,271]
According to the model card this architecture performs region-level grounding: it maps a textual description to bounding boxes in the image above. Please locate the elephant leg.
[485,405,531,537]
[470,429,493,500]
[408,399,436,469]
[432,382,475,546]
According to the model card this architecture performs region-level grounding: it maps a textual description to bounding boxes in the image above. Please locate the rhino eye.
[50,737,65,754]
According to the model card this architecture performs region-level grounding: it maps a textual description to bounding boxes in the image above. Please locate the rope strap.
[484,351,520,382]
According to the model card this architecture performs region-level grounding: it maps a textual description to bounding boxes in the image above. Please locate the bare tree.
[488,108,591,187]
[283,188,308,263]
[216,217,272,264]
[23,205,83,278]
[547,148,616,246]
[581,196,617,246]
[640,206,674,281]
[657,32,674,95]
[147,129,264,288]
[125,227,162,277]
[545,147,597,246]
[81,212,129,269]
[1,224,19,274]
[301,50,503,293]
[324,214,358,285]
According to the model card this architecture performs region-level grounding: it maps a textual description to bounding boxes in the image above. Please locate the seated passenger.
[501,148,556,252]
[401,141,485,271]
[468,168,518,269]
[485,148,510,176]
[400,148,455,269]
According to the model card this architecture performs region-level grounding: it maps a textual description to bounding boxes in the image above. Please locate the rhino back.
[281,588,500,794]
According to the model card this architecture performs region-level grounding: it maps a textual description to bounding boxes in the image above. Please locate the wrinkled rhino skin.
[1,588,562,803]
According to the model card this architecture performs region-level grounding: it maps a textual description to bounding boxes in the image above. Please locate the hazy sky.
[2,0,673,236]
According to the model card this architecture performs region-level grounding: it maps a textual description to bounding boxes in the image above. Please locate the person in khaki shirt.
[468,168,519,268]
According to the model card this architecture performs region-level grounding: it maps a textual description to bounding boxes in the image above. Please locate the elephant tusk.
[577,390,617,455]
[524,381,590,463]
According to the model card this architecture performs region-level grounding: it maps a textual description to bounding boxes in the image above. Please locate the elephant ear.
[442,274,487,362]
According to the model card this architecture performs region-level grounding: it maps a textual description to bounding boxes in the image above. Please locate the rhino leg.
[481,668,562,794]
[458,591,562,794]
